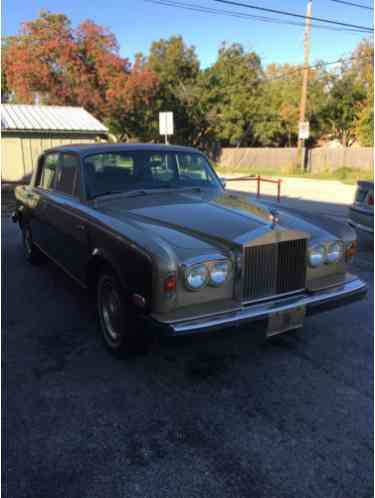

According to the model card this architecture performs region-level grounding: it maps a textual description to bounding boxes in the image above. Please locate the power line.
[210,0,373,31]
[328,0,373,10]
[265,54,373,81]
[145,0,372,32]
[145,0,373,79]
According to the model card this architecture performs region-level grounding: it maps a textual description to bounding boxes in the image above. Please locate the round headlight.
[185,264,209,290]
[209,261,230,286]
[308,245,326,267]
[326,241,343,264]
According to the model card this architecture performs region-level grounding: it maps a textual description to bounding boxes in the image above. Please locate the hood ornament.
[269,208,279,229]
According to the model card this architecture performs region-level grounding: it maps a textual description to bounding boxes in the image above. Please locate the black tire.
[21,224,45,265]
[96,267,146,357]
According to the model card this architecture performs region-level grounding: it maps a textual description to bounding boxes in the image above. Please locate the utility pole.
[297,0,312,171]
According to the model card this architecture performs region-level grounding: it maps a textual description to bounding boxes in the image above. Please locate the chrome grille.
[242,239,307,301]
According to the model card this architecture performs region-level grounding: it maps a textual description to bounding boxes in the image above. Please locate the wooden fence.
[219,147,373,173]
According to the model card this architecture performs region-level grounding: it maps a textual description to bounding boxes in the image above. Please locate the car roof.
[43,142,202,156]
[357,181,374,189]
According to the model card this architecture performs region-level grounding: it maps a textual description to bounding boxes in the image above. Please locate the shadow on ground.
[2,195,373,498]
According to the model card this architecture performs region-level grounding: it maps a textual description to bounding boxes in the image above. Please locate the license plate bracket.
[267,306,306,337]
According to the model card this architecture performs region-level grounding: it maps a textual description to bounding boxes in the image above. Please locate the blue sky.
[2,0,373,68]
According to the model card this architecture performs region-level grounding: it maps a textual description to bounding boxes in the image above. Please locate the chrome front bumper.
[161,276,367,335]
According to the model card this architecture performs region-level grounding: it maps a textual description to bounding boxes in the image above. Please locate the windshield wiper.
[123,189,150,198]
[177,186,205,193]
[91,185,205,200]
[91,189,149,200]
[90,190,125,199]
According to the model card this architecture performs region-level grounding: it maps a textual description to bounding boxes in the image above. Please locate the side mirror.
[220,177,226,189]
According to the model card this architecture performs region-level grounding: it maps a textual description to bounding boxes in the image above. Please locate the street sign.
[159,112,174,141]
[298,121,310,140]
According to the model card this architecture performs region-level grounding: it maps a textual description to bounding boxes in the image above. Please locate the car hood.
[94,189,331,253]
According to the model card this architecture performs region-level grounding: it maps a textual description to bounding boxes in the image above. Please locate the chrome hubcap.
[101,282,121,342]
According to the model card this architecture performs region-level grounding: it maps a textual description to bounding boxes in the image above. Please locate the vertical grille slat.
[242,239,306,301]
[276,239,307,294]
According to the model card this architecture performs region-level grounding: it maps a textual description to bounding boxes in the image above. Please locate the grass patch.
[310,167,373,185]
[216,165,373,185]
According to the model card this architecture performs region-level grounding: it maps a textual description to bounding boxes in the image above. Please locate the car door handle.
[75,224,85,231]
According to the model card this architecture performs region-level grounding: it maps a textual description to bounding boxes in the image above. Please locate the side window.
[177,154,209,182]
[146,154,175,182]
[38,153,59,190]
[55,154,80,196]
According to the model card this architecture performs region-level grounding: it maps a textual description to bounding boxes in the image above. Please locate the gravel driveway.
[2,209,373,498]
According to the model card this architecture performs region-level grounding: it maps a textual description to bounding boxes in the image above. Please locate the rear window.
[55,154,80,196]
[38,153,59,190]
[86,153,135,175]
[355,188,368,203]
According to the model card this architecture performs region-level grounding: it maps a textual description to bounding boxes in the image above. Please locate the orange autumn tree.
[3,11,159,139]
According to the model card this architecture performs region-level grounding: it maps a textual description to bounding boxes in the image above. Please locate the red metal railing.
[224,175,282,202]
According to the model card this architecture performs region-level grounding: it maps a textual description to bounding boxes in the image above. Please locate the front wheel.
[97,268,146,356]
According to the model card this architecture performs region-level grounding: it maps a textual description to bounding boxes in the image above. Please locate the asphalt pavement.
[2,212,373,498]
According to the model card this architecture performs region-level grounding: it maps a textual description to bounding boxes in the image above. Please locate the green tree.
[322,74,364,146]
[322,72,366,146]
[255,64,300,146]
[148,35,199,85]
[356,103,374,146]
[147,35,202,144]
[353,39,374,146]
[320,38,372,146]
[254,63,328,147]
[199,43,263,147]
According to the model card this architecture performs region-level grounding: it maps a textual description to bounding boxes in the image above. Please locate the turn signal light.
[164,274,177,293]
[345,240,357,262]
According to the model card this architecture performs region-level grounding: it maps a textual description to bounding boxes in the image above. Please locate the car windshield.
[83,150,222,198]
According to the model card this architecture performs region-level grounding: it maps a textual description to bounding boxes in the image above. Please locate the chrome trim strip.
[241,288,305,306]
[165,277,367,334]
[348,219,374,234]
[181,254,228,267]
[350,205,374,217]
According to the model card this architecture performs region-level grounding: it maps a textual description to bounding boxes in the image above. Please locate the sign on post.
[298,121,310,140]
[159,112,174,144]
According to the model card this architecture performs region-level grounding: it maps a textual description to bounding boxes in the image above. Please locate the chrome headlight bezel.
[208,261,231,287]
[308,240,344,268]
[184,259,231,291]
[308,244,327,268]
[326,241,344,264]
[184,263,209,291]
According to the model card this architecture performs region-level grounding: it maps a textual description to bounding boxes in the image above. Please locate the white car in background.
[348,181,374,237]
